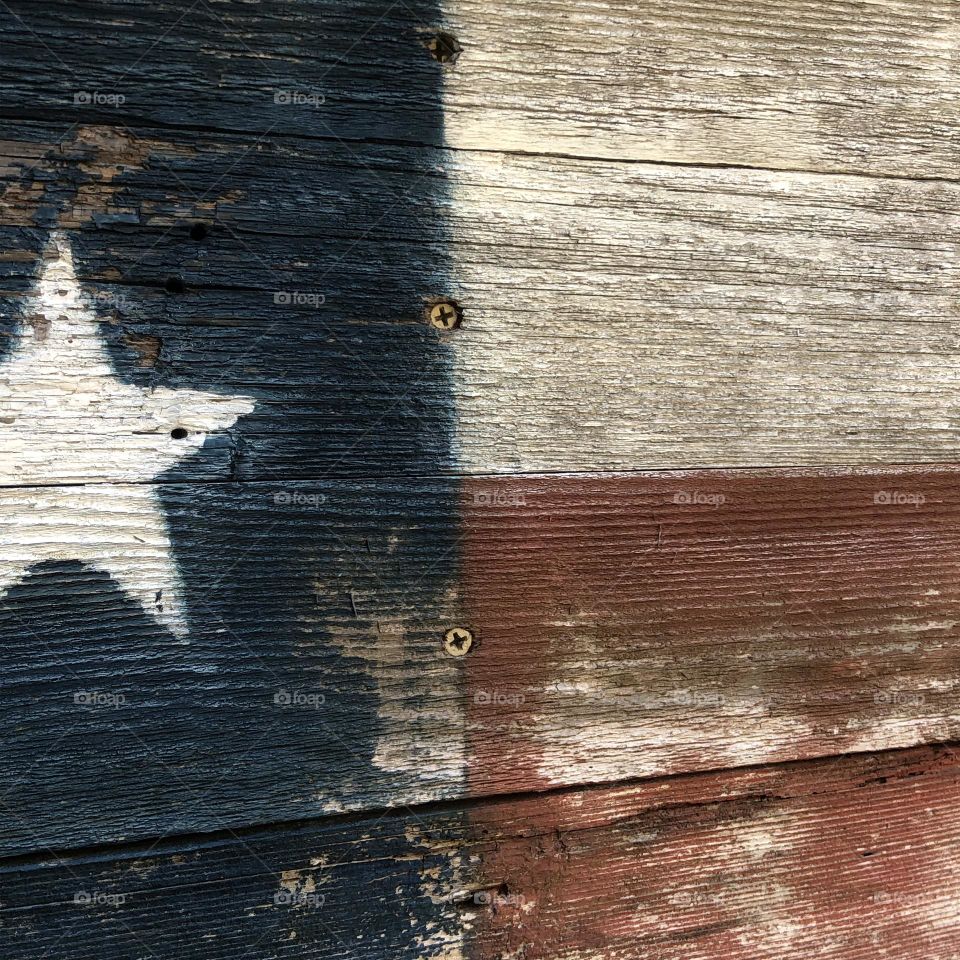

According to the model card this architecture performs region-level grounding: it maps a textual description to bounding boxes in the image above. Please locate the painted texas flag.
[0,1,959,959]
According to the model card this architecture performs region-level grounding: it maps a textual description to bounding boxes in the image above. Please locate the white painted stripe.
[442,150,960,472]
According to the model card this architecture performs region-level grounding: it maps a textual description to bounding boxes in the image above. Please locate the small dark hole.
[189,222,208,242]
[165,275,186,295]
[429,31,462,64]
[171,427,188,440]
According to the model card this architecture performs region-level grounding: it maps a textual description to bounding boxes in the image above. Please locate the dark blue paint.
[0,2,462,954]
[0,805,468,958]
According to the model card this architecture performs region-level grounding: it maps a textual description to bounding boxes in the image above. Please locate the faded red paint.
[461,468,960,797]
[463,745,960,960]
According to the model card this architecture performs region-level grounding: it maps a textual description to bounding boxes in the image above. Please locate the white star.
[0,231,255,636]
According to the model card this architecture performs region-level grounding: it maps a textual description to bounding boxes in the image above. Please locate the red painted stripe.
[462,467,960,797]
[462,745,960,960]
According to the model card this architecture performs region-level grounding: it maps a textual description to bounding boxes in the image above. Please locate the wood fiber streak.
[0,745,956,959]
[442,0,960,178]
[462,469,960,794]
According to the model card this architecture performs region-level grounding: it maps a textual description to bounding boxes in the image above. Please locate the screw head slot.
[428,300,463,331]
[429,32,462,64]
[443,627,475,657]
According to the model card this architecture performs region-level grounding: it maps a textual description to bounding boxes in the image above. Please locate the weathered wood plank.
[447,152,960,473]
[0,0,445,145]
[0,0,956,183]
[0,125,457,483]
[0,477,463,856]
[462,469,960,795]
[1,744,957,959]
[4,126,960,478]
[3,468,960,855]
[441,0,960,179]
[463,744,960,960]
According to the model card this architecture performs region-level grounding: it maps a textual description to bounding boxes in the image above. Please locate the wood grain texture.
[0,123,457,483]
[442,0,960,179]
[2,0,955,183]
[462,469,960,794]
[447,150,960,472]
[0,0,445,144]
[5,468,960,856]
[1,744,957,959]
[3,11,960,960]
[5,125,960,477]
[464,744,960,960]
[0,478,463,856]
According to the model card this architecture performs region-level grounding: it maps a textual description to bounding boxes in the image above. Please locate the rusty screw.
[428,300,463,331]
[443,626,475,657]
[428,32,462,64]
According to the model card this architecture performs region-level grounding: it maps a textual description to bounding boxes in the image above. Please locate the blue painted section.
[0,18,463,960]
[0,806,468,958]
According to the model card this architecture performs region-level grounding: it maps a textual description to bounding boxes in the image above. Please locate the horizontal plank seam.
[1,739,957,875]
[436,142,960,189]
[3,114,960,189]
[5,460,960,493]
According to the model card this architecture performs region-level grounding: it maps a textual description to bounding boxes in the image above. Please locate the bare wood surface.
[446,150,960,472]
[442,0,960,179]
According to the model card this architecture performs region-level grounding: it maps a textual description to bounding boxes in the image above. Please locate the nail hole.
[189,223,209,242]
[170,427,188,440]
[165,275,186,295]
[428,31,462,64]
